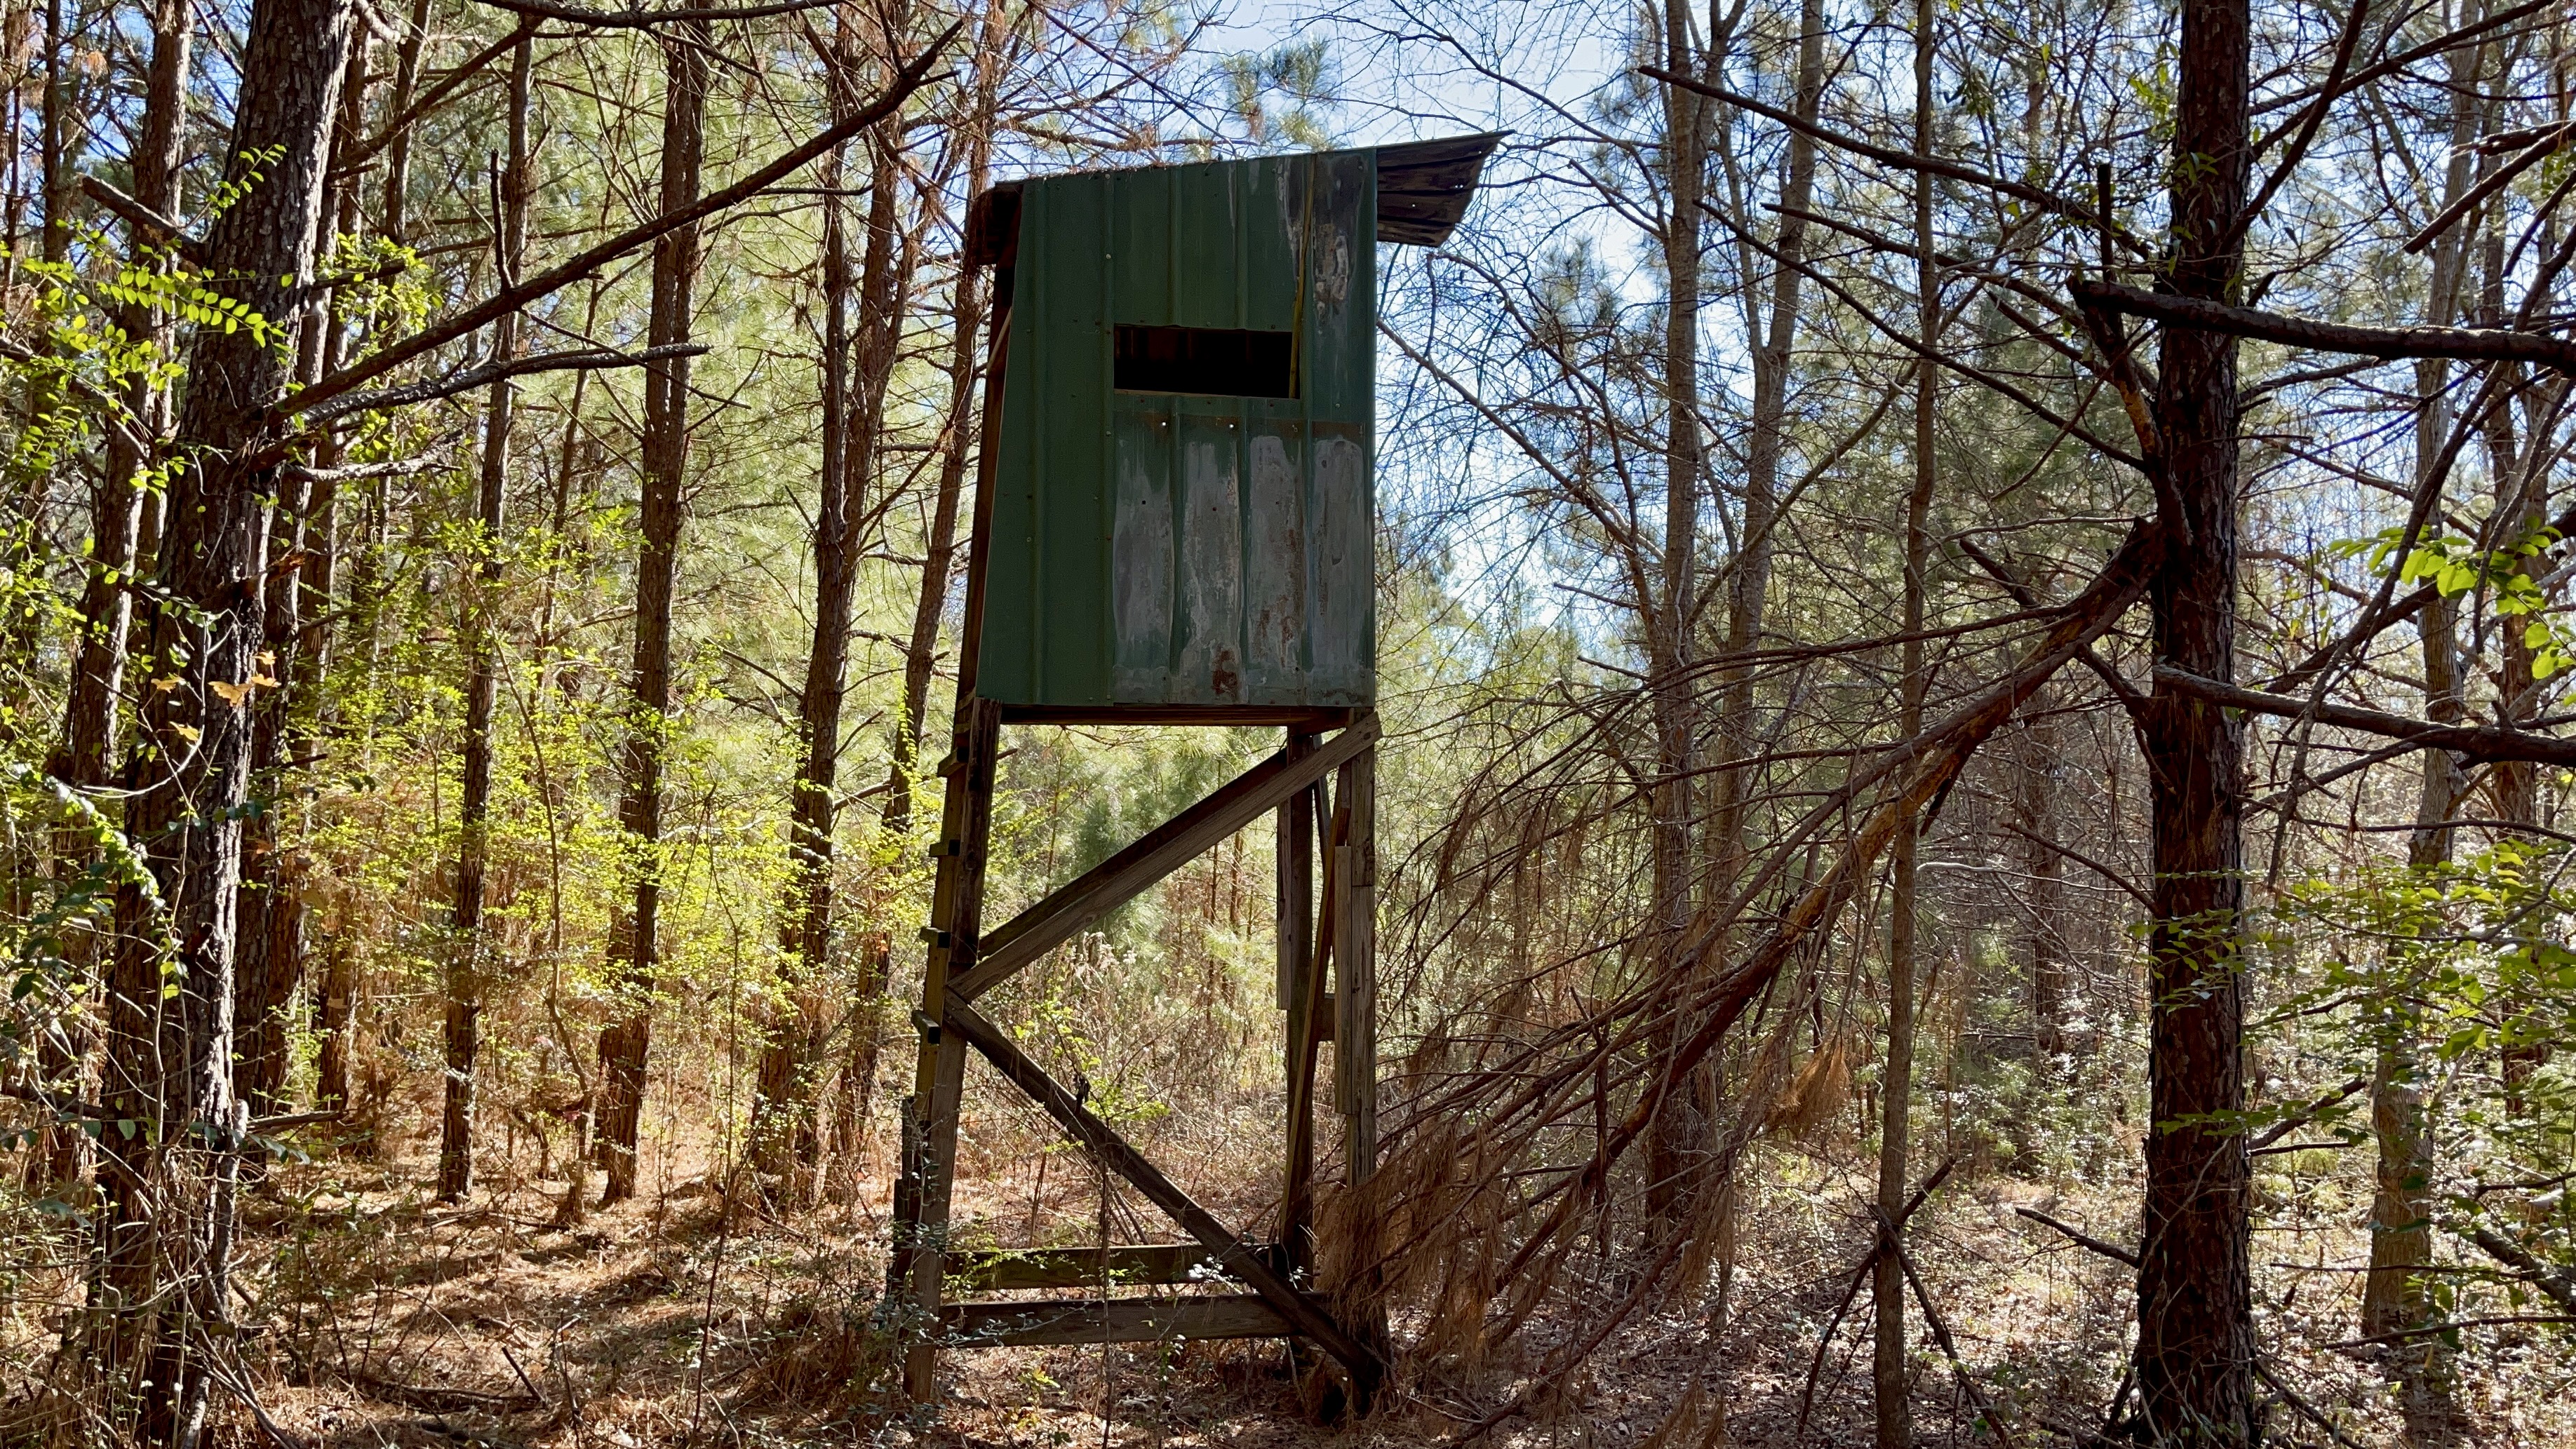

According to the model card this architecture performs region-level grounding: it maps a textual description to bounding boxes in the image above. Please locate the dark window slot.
[1113,325,1296,398]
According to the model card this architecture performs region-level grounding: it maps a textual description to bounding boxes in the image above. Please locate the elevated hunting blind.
[892,134,1501,1411]
[978,150,1376,708]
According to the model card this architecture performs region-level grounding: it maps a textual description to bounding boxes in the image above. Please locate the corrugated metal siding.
[979,150,1376,708]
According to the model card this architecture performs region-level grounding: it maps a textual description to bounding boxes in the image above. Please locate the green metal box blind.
[977,149,1380,708]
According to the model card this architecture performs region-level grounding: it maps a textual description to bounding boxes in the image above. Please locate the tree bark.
[595,18,709,1206]
[2475,214,2554,1112]
[1874,5,1936,1440]
[236,29,374,1142]
[754,0,922,1185]
[2135,0,2255,1438]
[441,35,535,1202]
[90,0,354,1438]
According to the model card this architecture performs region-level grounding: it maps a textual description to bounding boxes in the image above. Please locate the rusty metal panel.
[979,149,1376,708]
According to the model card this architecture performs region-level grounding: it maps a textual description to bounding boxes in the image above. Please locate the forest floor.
[175,1127,2576,1449]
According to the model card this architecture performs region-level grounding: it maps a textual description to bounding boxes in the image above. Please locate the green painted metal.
[978,149,1377,708]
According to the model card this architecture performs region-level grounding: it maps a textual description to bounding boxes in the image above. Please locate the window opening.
[1113,325,1296,398]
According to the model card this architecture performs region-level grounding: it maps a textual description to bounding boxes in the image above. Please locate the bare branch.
[2154,666,2576,766]
[1643,66,2143,254]
[297,342,709,424]
[80,175,201,261]
[2015,1207,2141,1267]
[2072,277,2576,372]
[282,19,962,421]
[471,0,841,25]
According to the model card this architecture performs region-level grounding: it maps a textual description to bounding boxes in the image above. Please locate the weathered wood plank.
[1284,766,1336,1276]
[951,715,1380,1002]
[941,997,1383,1396]
[1336,738,1377,1175]
[949,1242,1290,1291]
[941,1294,1292,1347]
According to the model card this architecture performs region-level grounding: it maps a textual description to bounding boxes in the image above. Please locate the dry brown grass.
[36,1128,2561,1449]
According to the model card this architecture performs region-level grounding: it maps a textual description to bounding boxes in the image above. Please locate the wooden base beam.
[998,704,1355,729]
[943,1293,1292,1347]
[950,1242,1292,1292]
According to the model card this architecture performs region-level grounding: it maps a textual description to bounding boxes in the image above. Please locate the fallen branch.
[1957,537,2149,722]
[2253,1360,2368,1449]
[347,1372,544,1415]
[1440,521,2167,1314]
[1877,1206,2019,1449]
[250,1108,345,1133]
[1795,1156,1959,1438]
[2072,277,2576,373]
[283,456,446,485]
[2318,1314,2576,1350]
[1,1081,116,1121]
[2463,1227,2576,1314]
[2015,1207,2140,1267]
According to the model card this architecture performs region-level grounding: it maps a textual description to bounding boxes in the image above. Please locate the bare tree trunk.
[1639,0,1707,1231]
[2136,0,2255,1437]
[31,0,187,1201]
[234,476,309,1131]
[2015,703,2069,1063]
[1873,5,1936,1439]
[441,35,535,1202]
[1704,0,1823,889]
[596,18,709,1206]
[1658,0,1823,1260]
[90,0,354,1438]
[848,0,1004,1182]
[2476,218,2554,1113]
[379,0,434,245]
[754,2,920,1185]
[290,31,374,1139]
[37,0,74,267]
[236,32,372,1137]
[2360,32,2481,1344]
[754,58,877,1182]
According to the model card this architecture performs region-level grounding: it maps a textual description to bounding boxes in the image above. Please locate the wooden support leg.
[1336,735,1376,1179]
[1279,729,1319,1275]
[1332,729,1388,1389]
[894,696,1000,1404]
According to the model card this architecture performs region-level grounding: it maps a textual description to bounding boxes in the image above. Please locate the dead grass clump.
[1766,1032,1851,1143]
[734,1293,899,1422]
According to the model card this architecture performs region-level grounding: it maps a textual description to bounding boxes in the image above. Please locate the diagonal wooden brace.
[950,714,1381,1002]
[941,998,1385,1399]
